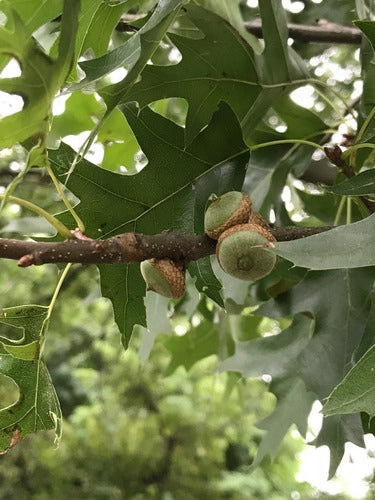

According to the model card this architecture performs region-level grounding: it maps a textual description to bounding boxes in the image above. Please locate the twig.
[245,20,362,45]
[0,226,332,268]
[325,145,375,213]
[114,16,363,45]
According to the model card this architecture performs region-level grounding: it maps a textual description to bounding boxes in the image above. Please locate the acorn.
[140,258,185,299]
[216,223,277,281]
[204,191,252,239]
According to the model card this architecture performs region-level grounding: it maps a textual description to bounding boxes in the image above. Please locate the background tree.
[0,0,375,496]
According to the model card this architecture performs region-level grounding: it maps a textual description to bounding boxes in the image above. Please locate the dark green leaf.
[328,169,375,195]
[355,20,375,52]
[126,4,261,144]
[257,0,308,84]
[195,0,262,53]
[315,413,365,479]
[49,103,249,345]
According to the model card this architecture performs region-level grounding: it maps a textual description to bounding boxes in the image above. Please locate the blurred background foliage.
[0,258,315,499]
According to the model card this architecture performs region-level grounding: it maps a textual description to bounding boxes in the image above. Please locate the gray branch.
[245,20,362,45]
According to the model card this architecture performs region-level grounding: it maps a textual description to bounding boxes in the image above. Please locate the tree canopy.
[0,0,375,492]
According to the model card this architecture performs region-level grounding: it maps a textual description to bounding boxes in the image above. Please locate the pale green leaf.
[323,344,375,417]
[217,314,314,378]
[275,214,375,269]
[0,305,61,453]
[252,377,315,466]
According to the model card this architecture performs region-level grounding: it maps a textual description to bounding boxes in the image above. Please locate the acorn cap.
[248,210,270,229]
[140,258,185,299]
[204,191,252,239]
[216,223,277,281]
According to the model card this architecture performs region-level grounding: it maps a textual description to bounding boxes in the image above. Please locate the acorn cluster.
[140,191,277,298]
[204,191,277,281]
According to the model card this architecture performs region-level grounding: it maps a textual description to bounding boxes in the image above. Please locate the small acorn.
[216,223,277,281]
[140,258,185,299]
[204,191,252,239]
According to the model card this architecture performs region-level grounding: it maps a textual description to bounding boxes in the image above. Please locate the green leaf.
[1,0,63,38]
[81,1,129,57]
[314,413,365,479]
[0,305,62,453]
[296,188,344,226]
[118,4,261,145]
[79,0,185,88]
[100,263,146,349]
[355,20,375,52]
[0,0,80,148]
[189,258,224,308]
[258,269,373,475]
[328,169,375,195]
[164,321,219,375]
[217,314,314,378]
[257,0,308,84]
[109,4,309,145]
[49,103,249,345]
[252,377,315,467]
[323,344,375,417]
[51,91,104,138]
[216,315,315,467]
[194,0,262,53]
[49,0,103,81]
[275,214,375,269]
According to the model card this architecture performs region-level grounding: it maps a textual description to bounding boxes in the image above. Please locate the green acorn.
[140,258,185,299]
[204,191,252,240]
[216,223,277,281]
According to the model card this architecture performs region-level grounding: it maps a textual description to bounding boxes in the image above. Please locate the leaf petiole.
[45,161,86,233]
[0,194,72,239]
[250,138,325,152]
[47,263,72,321]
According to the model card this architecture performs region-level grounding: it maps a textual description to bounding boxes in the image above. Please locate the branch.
[245,20,362,45]
[0,226,332,268]
[115,16,363,45]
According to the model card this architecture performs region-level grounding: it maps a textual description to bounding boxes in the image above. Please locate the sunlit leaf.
[0,0,80,148]
[0,305,61,453]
